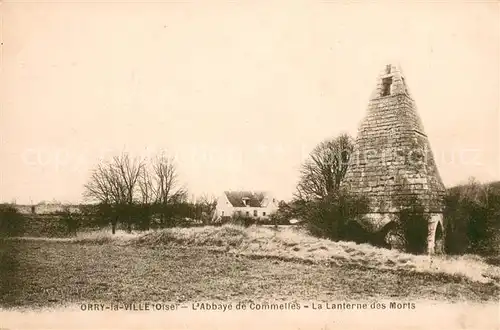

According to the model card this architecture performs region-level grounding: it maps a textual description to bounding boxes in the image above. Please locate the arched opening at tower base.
[434,222,444,255]
[356,213,446,255]
[426,214,445,255]
[376,221,401,249]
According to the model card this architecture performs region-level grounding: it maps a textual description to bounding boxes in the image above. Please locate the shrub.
[301,189,370,241]
[444,179,500,256]
[267,213,292,226]
[0,205,25,237]
[267,200,306,226]
[395,200,430,254]
[230,213,256,227]
[387,178,434,254]
[58,207,82,236]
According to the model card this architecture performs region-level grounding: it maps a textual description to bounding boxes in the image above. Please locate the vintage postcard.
[0,1,499,329]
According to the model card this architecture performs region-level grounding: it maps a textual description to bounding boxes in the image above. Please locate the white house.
[13,203,81,215]
[213,191,279,222]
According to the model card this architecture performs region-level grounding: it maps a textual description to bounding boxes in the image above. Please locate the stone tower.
[343,63,446,254]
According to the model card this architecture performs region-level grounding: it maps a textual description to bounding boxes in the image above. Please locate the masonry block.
[342,63,446,255]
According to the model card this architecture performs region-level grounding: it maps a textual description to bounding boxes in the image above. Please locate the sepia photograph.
[0,1,499,329]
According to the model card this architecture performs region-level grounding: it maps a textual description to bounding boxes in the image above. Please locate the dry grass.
[18,224,498,285]
[155,225,500,284]
[1,237,498,308]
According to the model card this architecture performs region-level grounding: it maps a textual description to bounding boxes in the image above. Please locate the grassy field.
[1,225,498,308]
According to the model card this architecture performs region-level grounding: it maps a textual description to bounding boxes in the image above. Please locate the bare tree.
[84,161,120,233]
[137,165,155,230]
[295,133,354,202]
[150,154,183,202]
[83,162,112,204]
[111,153,145,232]
[83,153,145,233]
[138,165,155,205]
[84,151,189,231]
[150,153,187,226]
[196,194,217,224]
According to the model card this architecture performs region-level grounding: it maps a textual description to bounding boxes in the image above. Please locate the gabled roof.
[224,191,269,207]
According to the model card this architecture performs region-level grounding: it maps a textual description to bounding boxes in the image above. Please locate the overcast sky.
[1,1,498,204]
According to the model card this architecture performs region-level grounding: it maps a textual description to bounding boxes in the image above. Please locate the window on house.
[246,211,249,216]
[381,77,392,96]
[263,212,266,216]
[253,210,258,217]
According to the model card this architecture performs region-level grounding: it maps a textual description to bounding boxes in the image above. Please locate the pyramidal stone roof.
[343,63,446,215]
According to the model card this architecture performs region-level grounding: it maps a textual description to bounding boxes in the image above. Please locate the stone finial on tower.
[369,63,411,100]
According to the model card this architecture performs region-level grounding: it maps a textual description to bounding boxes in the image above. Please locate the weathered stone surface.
[343,63,446,254]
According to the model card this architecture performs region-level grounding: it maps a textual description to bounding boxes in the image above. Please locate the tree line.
[80,152,216,234]
[1,136,498,259]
